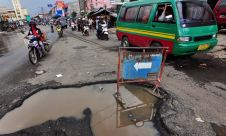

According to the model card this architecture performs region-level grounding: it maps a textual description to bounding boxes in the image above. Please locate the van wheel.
[218,25,222,31]
[121,37,130,47]
[151,42,162,52]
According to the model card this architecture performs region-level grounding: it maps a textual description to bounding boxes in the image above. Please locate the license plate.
[197,44,210,51]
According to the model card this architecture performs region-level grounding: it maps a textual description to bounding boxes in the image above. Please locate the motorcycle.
[56,25,63,37]
[97,23,109,40]
[24,35,50,65]
[51,25,54,33]
[20,27,26,34]
[83,25,89,36]
[71,23,76,31]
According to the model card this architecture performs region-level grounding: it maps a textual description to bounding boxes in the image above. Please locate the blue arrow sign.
[122,54,162,80]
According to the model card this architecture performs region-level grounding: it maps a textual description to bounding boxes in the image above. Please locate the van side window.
[154,4,175,23]
[124,7,139,22]
[137,5,152,23]
[119,7,126,21]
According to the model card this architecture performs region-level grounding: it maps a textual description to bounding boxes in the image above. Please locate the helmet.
[29,21,36,27]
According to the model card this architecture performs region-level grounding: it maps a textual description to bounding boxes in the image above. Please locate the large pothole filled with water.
[0,84,160,136]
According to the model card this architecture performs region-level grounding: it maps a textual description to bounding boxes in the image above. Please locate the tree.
[71,11,77,19]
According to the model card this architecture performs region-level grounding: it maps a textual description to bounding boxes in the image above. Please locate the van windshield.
[220,0,226,7]
[177,1,216,27]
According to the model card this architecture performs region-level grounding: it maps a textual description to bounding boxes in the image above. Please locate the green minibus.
[116,0,218,55]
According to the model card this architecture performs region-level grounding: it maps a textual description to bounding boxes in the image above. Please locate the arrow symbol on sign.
[134,62,152,71]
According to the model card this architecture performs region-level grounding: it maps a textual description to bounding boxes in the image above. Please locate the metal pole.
[117,47,121,95]
[41,7,44,15]
[105,4,107,22]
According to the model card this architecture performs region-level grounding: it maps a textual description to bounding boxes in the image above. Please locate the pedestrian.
[88,18,93,31]
[77,18,82,31]
[96,16,100,30]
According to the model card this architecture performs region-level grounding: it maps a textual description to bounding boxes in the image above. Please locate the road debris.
[196,117,205,123]
[35,70,44,75]
[99,87,104,92]
[56,74,63,78]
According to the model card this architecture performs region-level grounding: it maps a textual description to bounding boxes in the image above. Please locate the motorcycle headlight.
[33,41,38,45]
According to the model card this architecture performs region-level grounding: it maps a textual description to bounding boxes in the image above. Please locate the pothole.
[211,123,226,136]
[0,84,160,136]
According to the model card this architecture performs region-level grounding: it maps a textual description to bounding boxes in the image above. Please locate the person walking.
[88,18,93,31]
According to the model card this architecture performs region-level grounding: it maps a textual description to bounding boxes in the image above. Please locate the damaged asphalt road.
[3,108,93,136]
[0,28,226,136]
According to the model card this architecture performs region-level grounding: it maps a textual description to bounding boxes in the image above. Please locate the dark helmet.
[29,21,37,27]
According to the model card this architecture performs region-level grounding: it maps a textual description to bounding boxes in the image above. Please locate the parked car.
[208,0,226,30]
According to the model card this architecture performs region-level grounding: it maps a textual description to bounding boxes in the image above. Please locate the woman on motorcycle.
[55,21,63,37]
[27,21,46,54]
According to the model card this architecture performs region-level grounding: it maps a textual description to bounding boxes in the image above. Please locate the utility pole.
[41,7,44,15]
[105,4,107,21]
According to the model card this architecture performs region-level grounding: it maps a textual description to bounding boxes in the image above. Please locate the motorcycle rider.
[81,18,88,35]
[71,20,76,31]
[27,21,46,56]
[50,21,54,33]
[56,21,62,30]
[97,17,106,36]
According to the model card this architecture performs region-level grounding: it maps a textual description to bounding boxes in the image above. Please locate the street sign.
[115,47,168,127]
[26,15,31,22]
[122,53,162,80]
[47,4,53,7]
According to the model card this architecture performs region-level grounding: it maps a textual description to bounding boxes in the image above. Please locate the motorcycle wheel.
[85,31,89,36]
[96,34,100,39]
[58,31,63,38]
[29,48,38,65]
[104,34,109,41]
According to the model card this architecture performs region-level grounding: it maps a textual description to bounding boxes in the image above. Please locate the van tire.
[121,37,130,47]
[218,25,222,31]
[151,42,162,52]
[151,42,162,48]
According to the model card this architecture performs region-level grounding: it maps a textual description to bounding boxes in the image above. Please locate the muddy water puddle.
[212,123,226,136]
[0,84,159,136]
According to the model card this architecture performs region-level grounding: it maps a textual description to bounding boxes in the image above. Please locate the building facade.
[21,8,28,16]
[67,0,80,15]
[12,0,24,19]
[6,10,17,22]
[0,7,17,22]
[0,6,8,22]
[110,0,130,5]
[79,0,114,12]
[50,0,68,17]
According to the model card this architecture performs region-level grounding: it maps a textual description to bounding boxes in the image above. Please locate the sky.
[0,0,74,15]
